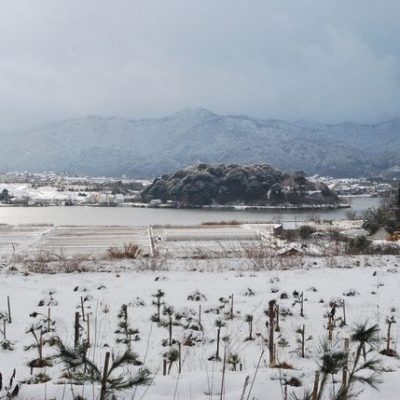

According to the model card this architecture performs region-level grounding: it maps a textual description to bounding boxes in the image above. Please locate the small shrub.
[298,225,316,240]
[107,243,141,259]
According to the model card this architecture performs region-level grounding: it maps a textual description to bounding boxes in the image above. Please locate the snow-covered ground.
[0,256,399,399]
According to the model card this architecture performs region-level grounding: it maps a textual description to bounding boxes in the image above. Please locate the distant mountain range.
[0,108,399,178]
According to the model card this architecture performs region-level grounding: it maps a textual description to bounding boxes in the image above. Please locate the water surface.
[0,197,378,226]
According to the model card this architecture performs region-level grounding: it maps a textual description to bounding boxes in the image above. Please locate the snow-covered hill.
[0,108,398,178]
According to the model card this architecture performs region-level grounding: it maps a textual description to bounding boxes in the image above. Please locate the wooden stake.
[328,317,333,341]
[268,300,276,366]
[387,321,393,352]
[198,304,202,325]
[100,351,110,400]
[275,305,280,332]
[301,324,305,358]
[342,338,349,389]
[74,311,80,348]
[168,317,173,346]
[312,371,320,400]
[343,300,347,325]
[163,358,167,376]
[219,349,227,400]
[300,292,304,317]
[230,294,234,319]
[47,308,51,332]
[178,343,182,373]
[80,296,86,322]
[39,331,43,362]
[86,316,90,347]
[7,296,11,323]
[3,318,6,340]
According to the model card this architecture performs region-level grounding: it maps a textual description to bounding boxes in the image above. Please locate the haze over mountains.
[0,108,399,178]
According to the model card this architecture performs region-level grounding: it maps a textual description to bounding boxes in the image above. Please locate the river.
[0,197,379,226]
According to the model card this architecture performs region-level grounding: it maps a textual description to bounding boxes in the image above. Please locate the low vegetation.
[107,243,141,259]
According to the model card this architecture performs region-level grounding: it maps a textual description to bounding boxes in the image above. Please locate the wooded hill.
[141,163,340,207]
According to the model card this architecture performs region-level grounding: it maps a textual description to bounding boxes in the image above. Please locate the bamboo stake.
[219,349,227,400]
[7,296,11,323]
[74,311,80,348]
[100,352,110,400]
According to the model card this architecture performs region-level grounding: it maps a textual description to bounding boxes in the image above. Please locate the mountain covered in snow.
[0,108,398,178]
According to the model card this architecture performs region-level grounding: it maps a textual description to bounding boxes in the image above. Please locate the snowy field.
[0,256,399,399]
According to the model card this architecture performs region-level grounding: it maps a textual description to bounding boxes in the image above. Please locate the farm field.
[0,255,399,399]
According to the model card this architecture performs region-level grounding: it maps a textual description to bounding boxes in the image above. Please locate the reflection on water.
[0,197,379,226]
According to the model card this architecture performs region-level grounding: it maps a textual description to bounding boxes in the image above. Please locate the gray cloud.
[0,0,399,130]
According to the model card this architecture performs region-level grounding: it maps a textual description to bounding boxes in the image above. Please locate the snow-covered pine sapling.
[29,309,56,335]
[187,290,207,302]
[151,289,165,323]
[115,304,140,348]
[0,369,19,398]
[25,310,57,368]
[334,323,382,400]
[57,340,149,399]
[25,325,52,369]
[245,314,254,341]
[315,341,347,400]
[76,294,91,324]
[227,352,241,371]
[210,318,225,361]
[163,347,180,374]
[292,291,304,317]
[296,325,312,358]
[383,314,396,356]
[217,297,229,317]
[0,319,14,351]
[162,305,175,346]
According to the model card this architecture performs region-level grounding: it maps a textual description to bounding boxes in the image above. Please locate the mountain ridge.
[0,108,398,178]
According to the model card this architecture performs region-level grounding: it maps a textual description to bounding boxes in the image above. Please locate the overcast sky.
[0,0,399,129]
